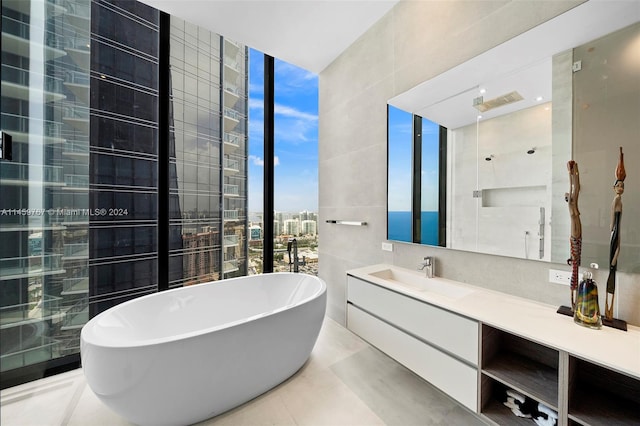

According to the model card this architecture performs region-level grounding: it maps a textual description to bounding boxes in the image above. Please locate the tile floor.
[1,318,488,426]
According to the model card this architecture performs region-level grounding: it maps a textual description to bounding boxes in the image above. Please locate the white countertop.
[347,264,640,379]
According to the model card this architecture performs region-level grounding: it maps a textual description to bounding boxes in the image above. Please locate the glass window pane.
[1,0,93,372]
[272,58,319,274]
[248,49,264,274]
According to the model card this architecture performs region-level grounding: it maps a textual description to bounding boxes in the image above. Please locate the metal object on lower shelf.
[325,220,367,226]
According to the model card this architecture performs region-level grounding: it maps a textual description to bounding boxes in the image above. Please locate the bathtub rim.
[80,272,326,349]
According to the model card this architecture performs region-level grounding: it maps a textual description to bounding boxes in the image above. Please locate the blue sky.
[248,49,319,213]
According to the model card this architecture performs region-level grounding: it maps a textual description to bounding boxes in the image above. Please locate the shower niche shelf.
[480,185,546,207]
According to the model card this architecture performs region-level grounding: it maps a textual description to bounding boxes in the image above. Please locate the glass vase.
[573,275,602,329]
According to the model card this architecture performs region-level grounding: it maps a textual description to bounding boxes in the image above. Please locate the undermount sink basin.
[368,268,475,299]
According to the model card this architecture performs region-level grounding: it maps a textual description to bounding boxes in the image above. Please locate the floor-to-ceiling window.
[220,36,248,279]
[1,0,91,382]
[167,16,248,286]
[273,59,318,274]
[88,0,160,314]
[247,48,265,274]
[1,0,249,389]
[246,50,318,275]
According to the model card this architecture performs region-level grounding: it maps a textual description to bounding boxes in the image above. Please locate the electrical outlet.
[549,269,572,285]
[381,242,393,252]
[572,60,582,72]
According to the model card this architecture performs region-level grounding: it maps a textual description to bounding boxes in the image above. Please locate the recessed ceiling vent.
[473,91,524,112]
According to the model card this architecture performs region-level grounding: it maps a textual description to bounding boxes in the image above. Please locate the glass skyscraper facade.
[0,0,248,388]
[168,16,248,287]
[89,0,160,314]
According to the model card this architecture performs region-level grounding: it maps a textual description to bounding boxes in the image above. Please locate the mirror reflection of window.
[387,105,413,242]
[421,117,442,246]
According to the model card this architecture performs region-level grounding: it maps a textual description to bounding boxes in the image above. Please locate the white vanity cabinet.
[346,266,640,426]
[346,275,479,411]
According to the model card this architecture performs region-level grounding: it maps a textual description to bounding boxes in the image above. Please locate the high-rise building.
[301,220,316,236]
[0,0,247,388]
[283,218,300,236]
[249,225,262,241]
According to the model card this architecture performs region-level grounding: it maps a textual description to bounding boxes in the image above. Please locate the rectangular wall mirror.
[387,1,640,273]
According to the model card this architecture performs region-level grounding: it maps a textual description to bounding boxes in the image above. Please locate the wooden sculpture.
[566,160,581,309]
[605,147,626,321]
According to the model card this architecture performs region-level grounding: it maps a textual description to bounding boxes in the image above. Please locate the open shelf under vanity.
[568,357,640,426]
[480,325,560,424]
[479,324,640,426]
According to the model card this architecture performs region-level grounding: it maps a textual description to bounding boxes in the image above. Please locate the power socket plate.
[549,269,572,285]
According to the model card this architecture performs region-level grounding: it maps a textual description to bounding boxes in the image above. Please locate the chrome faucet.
[418,256,434,278]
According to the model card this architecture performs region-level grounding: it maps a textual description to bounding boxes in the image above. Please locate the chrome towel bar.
[326,220,367,226]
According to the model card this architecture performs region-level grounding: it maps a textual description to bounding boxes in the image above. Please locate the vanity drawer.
[347,276,478,365]
[348,304,478,411]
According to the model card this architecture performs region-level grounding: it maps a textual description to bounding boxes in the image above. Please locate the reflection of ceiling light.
[100,75,107,79]
[473,91,524,112]
[536,96,544,101]
[479,88,486,94]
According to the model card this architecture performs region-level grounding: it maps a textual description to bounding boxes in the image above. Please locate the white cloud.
[249,155,279,167]
[275,61,317,89]
[274,103,318,122]
[249,155,263,166]
[250,100,317,124]
[248,98,264,111]
[248,82,264,96]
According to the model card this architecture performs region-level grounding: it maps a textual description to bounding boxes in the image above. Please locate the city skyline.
[248,49,319,213]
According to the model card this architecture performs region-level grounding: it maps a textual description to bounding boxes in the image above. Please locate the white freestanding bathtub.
[80,273,327,425]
